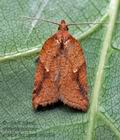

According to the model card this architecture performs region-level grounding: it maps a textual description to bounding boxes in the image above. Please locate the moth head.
[58,20,69,31]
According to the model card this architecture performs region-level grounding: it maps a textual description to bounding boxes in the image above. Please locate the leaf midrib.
[86,0,120,140]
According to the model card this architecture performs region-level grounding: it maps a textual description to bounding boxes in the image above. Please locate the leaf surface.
[0,0,120,140]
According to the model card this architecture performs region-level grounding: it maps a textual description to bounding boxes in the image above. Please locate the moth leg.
[35,56,39,64]
[32,79,59,109]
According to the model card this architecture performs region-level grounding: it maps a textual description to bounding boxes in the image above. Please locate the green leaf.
[0,0,120,140]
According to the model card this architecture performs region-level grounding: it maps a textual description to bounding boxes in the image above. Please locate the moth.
[32,20,89,111]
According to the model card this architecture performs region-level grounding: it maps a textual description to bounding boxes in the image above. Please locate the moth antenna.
[67,22,107,26]
[68,21,120,26]
[21,16,60,25]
